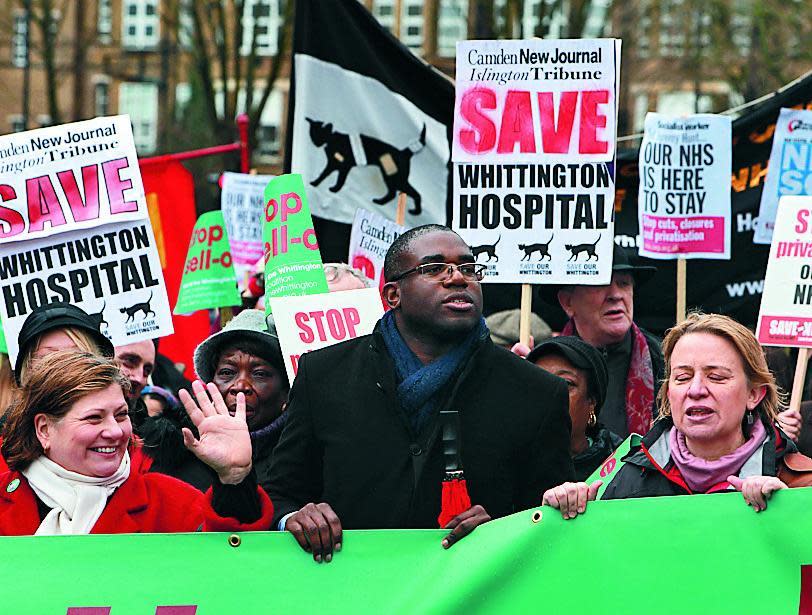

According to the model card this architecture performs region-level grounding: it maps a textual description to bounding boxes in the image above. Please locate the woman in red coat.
[0,350,273,535]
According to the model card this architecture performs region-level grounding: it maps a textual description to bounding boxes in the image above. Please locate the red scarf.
[561,320,655,435]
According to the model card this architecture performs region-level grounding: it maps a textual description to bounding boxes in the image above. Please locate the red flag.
[139,159,208,381]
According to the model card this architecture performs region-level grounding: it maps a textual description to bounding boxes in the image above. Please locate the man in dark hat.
[266,225,573,563]
[544,244,663,440]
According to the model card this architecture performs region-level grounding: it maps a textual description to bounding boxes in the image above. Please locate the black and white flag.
[285,0,453,228]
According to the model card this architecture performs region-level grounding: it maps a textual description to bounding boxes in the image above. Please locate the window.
[493,0,507,35]
[255,89,284,159]
[731,1,751,57]
[582,0,611,38]
[175,82,192,120]
[658,0,686,58]
[94,79,110,117]
[178,0,194,49]
[98,0,112,43]
[12,10,27,68]
[636,4,652,58]
[372,0,396,32]
[656,91,712,115]
[119,82,159,153]
[521,0,563,38]
[122,0,160,49]
[8,115,25,133]
[437,0,467,57]
[36,115,53,127]
[214,84,283,160]
[241,0,281,57]
[633,93,649,132]
[400,0,423,50]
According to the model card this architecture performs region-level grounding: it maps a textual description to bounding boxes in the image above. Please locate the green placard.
[584,433,642,500]
[174,211,241,314]
[262,174,328,315]
[1,489,812,612]
[0,319,6,354]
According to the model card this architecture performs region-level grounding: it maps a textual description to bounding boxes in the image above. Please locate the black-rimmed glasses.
[388,262,486,282]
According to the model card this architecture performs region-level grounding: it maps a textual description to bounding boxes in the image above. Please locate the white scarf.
[21,452,131,535]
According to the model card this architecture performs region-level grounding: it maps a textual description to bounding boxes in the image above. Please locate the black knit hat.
[526,336,608,412]
[15,302,114,383]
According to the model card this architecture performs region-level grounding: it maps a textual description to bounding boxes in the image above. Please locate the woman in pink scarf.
[543,313,812,518]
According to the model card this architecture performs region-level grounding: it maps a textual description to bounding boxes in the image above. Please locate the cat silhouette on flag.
[306,117,426,215]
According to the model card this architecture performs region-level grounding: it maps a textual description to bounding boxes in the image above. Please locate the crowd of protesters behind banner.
[0,225,809,557]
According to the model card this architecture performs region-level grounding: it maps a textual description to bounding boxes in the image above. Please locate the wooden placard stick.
[396,192,407,226]
[220,307,233,328]
[676,257,687,323]
[790,348,810,413]
[519,284,532,348]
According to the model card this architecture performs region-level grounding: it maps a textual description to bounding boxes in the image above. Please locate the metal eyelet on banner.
[531,510,543,523]
[228,534,242,548]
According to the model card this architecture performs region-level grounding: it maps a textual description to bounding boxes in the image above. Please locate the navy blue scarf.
[379,310,489,435]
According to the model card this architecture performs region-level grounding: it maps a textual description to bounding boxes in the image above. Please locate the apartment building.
[0,1,799,163]
[0,0,287,162]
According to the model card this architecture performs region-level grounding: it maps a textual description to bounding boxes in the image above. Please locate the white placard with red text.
[0,116,172,362]
[451,38,620,284]
[0,218,173,363]
[637,113,731,260]
[0,115,148,244]
[348,208,408,293]
[269,288,384,383]
[756,196,812,347]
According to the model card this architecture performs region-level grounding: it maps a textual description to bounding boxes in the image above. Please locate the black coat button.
[409,443,422,456]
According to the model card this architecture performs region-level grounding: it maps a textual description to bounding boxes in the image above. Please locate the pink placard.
[758,315,812,346]
[640,215,725,254]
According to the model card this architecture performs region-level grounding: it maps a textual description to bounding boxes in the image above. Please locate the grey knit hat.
[485,309,552,346]
[193,309,284,383]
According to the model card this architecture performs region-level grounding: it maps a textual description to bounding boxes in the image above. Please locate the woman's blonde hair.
[2,350,129,470]
[17,326,103,385]
[657,312,785,422]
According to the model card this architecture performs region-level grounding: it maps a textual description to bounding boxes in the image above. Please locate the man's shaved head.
[383,225,460,282]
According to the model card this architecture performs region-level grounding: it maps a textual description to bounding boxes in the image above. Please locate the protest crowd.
[5,1,812,610]
[0,220,808,545]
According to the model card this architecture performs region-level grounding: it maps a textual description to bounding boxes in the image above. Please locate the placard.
[756,196,812,347]
[269,288,383,383]
[262,174,329,314]
[0,116,148,244]
[348,208,408,291]
[174,211,241,314]
[221,172,274,282]
[0,219,173,362]
[637,113,731,259]
[451,39,620,284]
[262,174,328,314]
[755,108,812,244]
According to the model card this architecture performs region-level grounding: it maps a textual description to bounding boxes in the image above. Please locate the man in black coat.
[265,225,573,562]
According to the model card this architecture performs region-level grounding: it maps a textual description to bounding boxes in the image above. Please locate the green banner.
[4,489,812,613]
[262,174,328,315]
[174,211,241,314]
